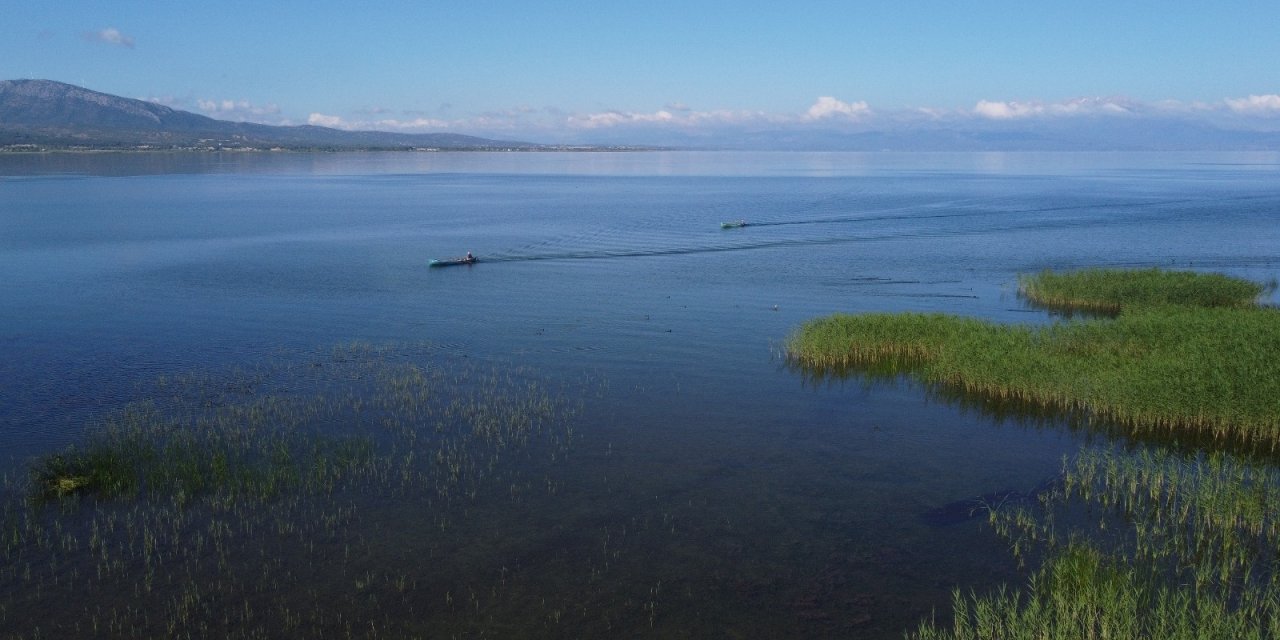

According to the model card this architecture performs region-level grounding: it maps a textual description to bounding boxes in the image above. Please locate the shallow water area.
[1,150,1278,637]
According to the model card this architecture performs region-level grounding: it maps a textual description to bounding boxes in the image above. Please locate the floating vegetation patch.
[0,342,587,638]
[911,445,1280,639]
[785,269,1280,448]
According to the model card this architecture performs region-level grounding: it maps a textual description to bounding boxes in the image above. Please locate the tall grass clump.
[911,445,1280,639]
[784,312,994,374]
[786,269,1280,448]
[1019,267,1271,314]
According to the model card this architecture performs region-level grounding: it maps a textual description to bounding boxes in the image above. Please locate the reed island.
[786,267,1279,447]
[788,267,1280,638]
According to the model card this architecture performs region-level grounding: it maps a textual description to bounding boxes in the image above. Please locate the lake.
[1,150,1278,637]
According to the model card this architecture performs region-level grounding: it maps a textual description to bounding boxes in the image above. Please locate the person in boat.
[465,251,474,262]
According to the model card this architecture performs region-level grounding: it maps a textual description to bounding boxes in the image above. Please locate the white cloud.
[306,113,454,131]
[914,107,949,119]
[84,27,135,48]
[142,95,182,108]
[562,99,876,131]
[806,96,871,120]
[974,97,1134,119]
[197,98,282,122]
[374,117,452,130]
[1225,94,1280,114]
[566,107,791,130]
[308,113,346,128]
[568,109,677,128]
[974,100,1038,119]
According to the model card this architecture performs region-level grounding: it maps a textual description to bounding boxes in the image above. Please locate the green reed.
[912,445,1280,639]
[1019,267,1271,314]
[784,269,1280,636]
[913,543,1280,640]
[28,400,375,504]
[0,343,584,638]
[786,270,1280,447]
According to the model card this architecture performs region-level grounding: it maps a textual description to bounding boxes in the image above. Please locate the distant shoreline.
[0,145,664,154]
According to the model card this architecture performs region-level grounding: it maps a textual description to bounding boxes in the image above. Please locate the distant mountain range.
[0,80,542,151]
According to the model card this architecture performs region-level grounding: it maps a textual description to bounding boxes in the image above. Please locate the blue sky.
[4,1,1280,144]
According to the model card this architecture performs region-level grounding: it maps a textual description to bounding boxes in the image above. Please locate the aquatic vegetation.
[911,445,1280,639]
[0,343,585,637]
[788,268,1280,636]
[27,401,375,504]
[786,269,1280,447]
[1019,267,1271,314]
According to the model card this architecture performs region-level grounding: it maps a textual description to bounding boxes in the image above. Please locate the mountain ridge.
[0,80,544,150]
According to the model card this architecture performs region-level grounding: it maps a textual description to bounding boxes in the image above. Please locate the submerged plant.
[1,343,586,638]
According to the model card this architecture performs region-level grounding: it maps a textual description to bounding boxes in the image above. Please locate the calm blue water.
[2,151,1278,636]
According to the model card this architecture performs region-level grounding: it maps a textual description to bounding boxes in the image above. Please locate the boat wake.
[469,192,1270,267]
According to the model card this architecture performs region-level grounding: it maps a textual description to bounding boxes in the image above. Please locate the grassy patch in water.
[786,269,1280,446]
[911,446,1280,639]
[1018,267,1270,315]
[785,268,1280,637]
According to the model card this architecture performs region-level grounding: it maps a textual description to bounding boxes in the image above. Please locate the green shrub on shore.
[786,269,1280,446]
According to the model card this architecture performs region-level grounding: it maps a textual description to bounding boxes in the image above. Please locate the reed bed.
[786,270,1280,447]
[786,268,1280,637]
[0,343,585,638]
[912,445,1280,639]
[1019,267,1271,314]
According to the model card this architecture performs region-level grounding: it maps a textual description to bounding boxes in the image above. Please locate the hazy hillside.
[0,80,540,150]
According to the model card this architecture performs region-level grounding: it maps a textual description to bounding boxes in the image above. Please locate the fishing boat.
[429,254,478,267]
[720,220,748,229]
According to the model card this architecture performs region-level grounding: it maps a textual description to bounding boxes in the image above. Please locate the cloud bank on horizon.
[289,93,1280,141]
[149,92,1280,137]
[6,2,1280,147]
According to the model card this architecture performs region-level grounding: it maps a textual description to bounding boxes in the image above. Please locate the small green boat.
[429,255,478,267]
[721,220,748,229]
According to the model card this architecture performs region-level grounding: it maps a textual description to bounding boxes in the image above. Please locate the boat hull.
[429,258,478,267]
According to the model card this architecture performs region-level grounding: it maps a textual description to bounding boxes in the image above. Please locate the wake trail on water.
[479,217,1123,264]
[470,192,1274,266]
[741,196,1203,228]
